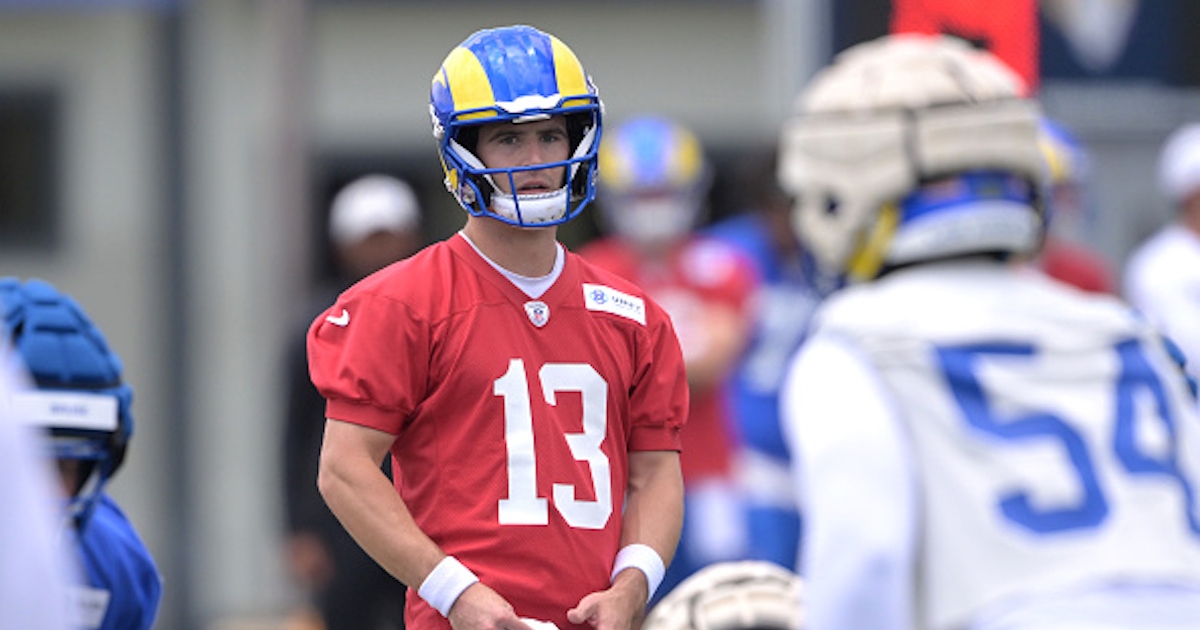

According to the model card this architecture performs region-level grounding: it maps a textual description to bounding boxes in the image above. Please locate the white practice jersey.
[783,261,1200,630]
[1124,223,1200,384]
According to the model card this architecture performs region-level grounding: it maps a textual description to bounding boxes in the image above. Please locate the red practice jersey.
[578,236,758,483]
[1038,236,1115,294]
[308,234,688,630]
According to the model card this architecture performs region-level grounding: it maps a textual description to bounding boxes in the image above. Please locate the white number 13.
[494,359,612,530]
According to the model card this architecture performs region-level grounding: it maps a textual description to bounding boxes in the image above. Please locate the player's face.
[475,116,570,195]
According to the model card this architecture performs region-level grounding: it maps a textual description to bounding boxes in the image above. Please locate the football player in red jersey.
[309,25,688,630]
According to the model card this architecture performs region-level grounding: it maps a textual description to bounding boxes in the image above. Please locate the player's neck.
[462,217,559,277]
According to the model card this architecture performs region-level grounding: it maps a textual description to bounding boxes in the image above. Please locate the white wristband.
[418,556,480,617]
[610,544,665,603]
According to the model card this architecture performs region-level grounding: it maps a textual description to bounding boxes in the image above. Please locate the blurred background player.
[704,148,824,573]
[1033,117,1115,293]
[311,25,687,630]
[283,173,423,630]
[578,115,759,599]
[1124,123,1200,384]
[778,34,1200,630]
[1,277,162,630]
[0,323,74,630]
[643,560,804,630]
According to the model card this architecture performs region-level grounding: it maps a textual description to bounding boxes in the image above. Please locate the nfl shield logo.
[524,301,550,327]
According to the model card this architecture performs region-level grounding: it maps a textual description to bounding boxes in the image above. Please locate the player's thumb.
[566,594,599,626]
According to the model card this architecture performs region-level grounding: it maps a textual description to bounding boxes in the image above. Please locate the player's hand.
[448,582,535,630]
[566,569,647,630]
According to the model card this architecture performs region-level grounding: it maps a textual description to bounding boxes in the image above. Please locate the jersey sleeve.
[306,288,428,434]
[780,332,916,630]
[627,300,689,452]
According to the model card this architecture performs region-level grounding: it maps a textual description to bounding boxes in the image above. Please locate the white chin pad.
[491,186,569,225]
[610,197,696,244]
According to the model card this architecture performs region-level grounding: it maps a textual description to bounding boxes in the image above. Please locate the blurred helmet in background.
[1,277,133,528]
[1038,117,1094,243]
[777,34,1045,283]
[598,115,712,247]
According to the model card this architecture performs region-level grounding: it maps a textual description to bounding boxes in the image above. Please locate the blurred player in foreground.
[0,318,74,629]
[310,24,687,630]
[1,277,162,630]
[579,115,758,598]
[778,34,1200,630]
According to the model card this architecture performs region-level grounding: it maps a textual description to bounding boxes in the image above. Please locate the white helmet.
[778,34,1045,282]
[643,561,804,630]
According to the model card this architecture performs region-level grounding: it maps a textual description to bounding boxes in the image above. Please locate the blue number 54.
[937,340,1200,535]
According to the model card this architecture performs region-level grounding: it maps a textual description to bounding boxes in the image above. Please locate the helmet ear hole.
[566,112,590,154]
[455,126,479,154]
[824,196,839,216]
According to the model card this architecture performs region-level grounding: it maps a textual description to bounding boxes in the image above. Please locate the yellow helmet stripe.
[1039,135,1070,184]
[550,36,588,107]
[440,47,495,119]
[670,131,704,185]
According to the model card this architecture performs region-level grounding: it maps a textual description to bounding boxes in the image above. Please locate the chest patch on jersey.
[583,283,646,325]
[524,300,550,327]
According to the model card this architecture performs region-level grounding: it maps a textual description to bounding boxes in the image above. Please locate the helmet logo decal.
[524,301,550,328]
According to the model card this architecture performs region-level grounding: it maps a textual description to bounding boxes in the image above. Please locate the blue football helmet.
[430,24,603,227]
[0,278,133,527]
[1038,117,1094,242]
[597,116,711,246]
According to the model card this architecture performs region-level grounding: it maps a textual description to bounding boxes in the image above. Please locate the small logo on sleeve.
[325,308,350,327]
[583,283,645,325]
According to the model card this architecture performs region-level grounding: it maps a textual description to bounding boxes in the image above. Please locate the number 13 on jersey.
[494,358,613,530]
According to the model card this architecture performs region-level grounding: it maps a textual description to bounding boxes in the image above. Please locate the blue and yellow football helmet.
[1,278,134,527]
[1038,117,1093,238]
[430,24,603,227]
[597,116,711,246]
